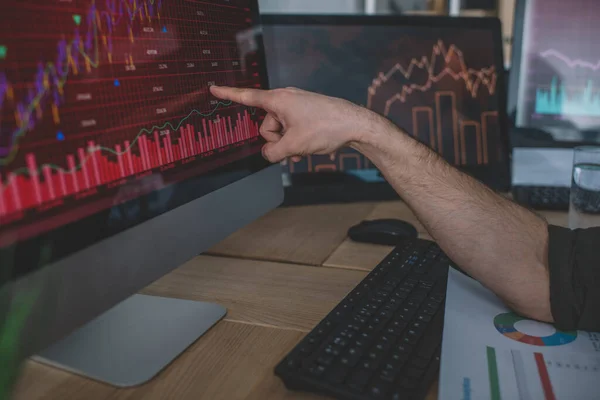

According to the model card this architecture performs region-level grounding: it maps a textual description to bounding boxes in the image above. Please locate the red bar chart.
[0,110,259,216]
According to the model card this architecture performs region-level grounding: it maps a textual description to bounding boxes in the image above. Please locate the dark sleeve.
[548,225,600,332]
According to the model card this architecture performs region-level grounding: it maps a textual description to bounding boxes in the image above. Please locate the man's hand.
[210,86,388,163]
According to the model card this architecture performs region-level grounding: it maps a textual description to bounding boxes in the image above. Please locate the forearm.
[353,118,553,322]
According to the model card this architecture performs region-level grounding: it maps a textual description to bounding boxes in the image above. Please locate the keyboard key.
[379,368,397,383]
[327,366,349,384]
[394,291,409,300]
[411,321,425,330]
[386,326,404,336]
[381,284,395,293]
[369,381,391,397]
[317,355,334,366]
[361,360,376,369]
[324,345,342,356]
[375,342,389,352]
[417,314,432,323]
[383,359,402,371]
[346,348,363,365]
[378,335,393,343]
[420,279,435,287]
[358,308,372,316]
[340,325,354,339]
[347,369,372,391]
[391,319,407,329]
[403,335,419,345]
[308,365,326,378]
[390,352,408,366]
[395,343,412,353]
[406,299,420,307]
[422,307,436,315]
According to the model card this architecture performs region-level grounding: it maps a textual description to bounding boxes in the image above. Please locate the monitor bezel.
[507,0,600,148]
[261,14,512,192]
[0,1,272,283]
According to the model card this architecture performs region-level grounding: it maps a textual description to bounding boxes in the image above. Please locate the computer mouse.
[348,219,418,245]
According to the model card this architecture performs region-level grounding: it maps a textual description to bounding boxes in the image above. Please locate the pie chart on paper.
[493,312,577,346]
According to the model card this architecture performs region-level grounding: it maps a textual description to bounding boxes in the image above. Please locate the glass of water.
[569,147,600,229]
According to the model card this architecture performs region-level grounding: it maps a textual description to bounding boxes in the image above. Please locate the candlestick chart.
[0,0,265,236]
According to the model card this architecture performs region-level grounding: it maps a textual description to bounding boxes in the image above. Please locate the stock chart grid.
[264,24,503,174]
[0,0,264,237]
[516,0,600,136]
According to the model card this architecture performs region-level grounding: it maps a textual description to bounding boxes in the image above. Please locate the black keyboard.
[512,185,570,211]
[275,239,451,400]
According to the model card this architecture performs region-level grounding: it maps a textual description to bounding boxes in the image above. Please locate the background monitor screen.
[262,16,510,190]
[0,0,269,271]
[510,0,600,144]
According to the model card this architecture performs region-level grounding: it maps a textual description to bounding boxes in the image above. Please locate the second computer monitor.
[263,15,511,191]
[508,0,600,145]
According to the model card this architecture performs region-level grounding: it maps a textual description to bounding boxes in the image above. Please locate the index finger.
[210,86,273,109]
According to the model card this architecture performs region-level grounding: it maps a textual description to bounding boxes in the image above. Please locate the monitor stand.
[33,294,226,387]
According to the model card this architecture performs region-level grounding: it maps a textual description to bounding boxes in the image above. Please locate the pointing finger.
[210,86,274,109]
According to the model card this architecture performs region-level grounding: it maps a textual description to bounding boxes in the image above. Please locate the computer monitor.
[508,0,600,146]
[262,15,512,202]
[0,0,281,386]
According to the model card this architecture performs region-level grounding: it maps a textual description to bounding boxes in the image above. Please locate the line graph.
[0,0,164,164]
[540,49,600,71]
[367,40,497,116]
[2,100,250,182]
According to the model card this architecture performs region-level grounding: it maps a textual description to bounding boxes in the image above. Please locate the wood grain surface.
[207,203,376,265]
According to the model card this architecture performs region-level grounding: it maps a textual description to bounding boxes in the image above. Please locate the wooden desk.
[13,201,563,400]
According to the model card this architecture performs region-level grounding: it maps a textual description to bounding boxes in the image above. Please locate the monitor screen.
[510,0,600,143]
[262,16,510,189]
[0,0,269,265]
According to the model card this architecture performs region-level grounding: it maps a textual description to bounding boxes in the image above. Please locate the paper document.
[439,269,600,400]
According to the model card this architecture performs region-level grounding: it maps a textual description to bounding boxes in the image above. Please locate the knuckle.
[239,89,251,104]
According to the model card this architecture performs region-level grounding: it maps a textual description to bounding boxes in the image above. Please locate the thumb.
[262,139,294,163]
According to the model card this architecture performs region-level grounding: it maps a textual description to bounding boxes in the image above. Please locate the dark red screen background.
[0,0,265,245]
